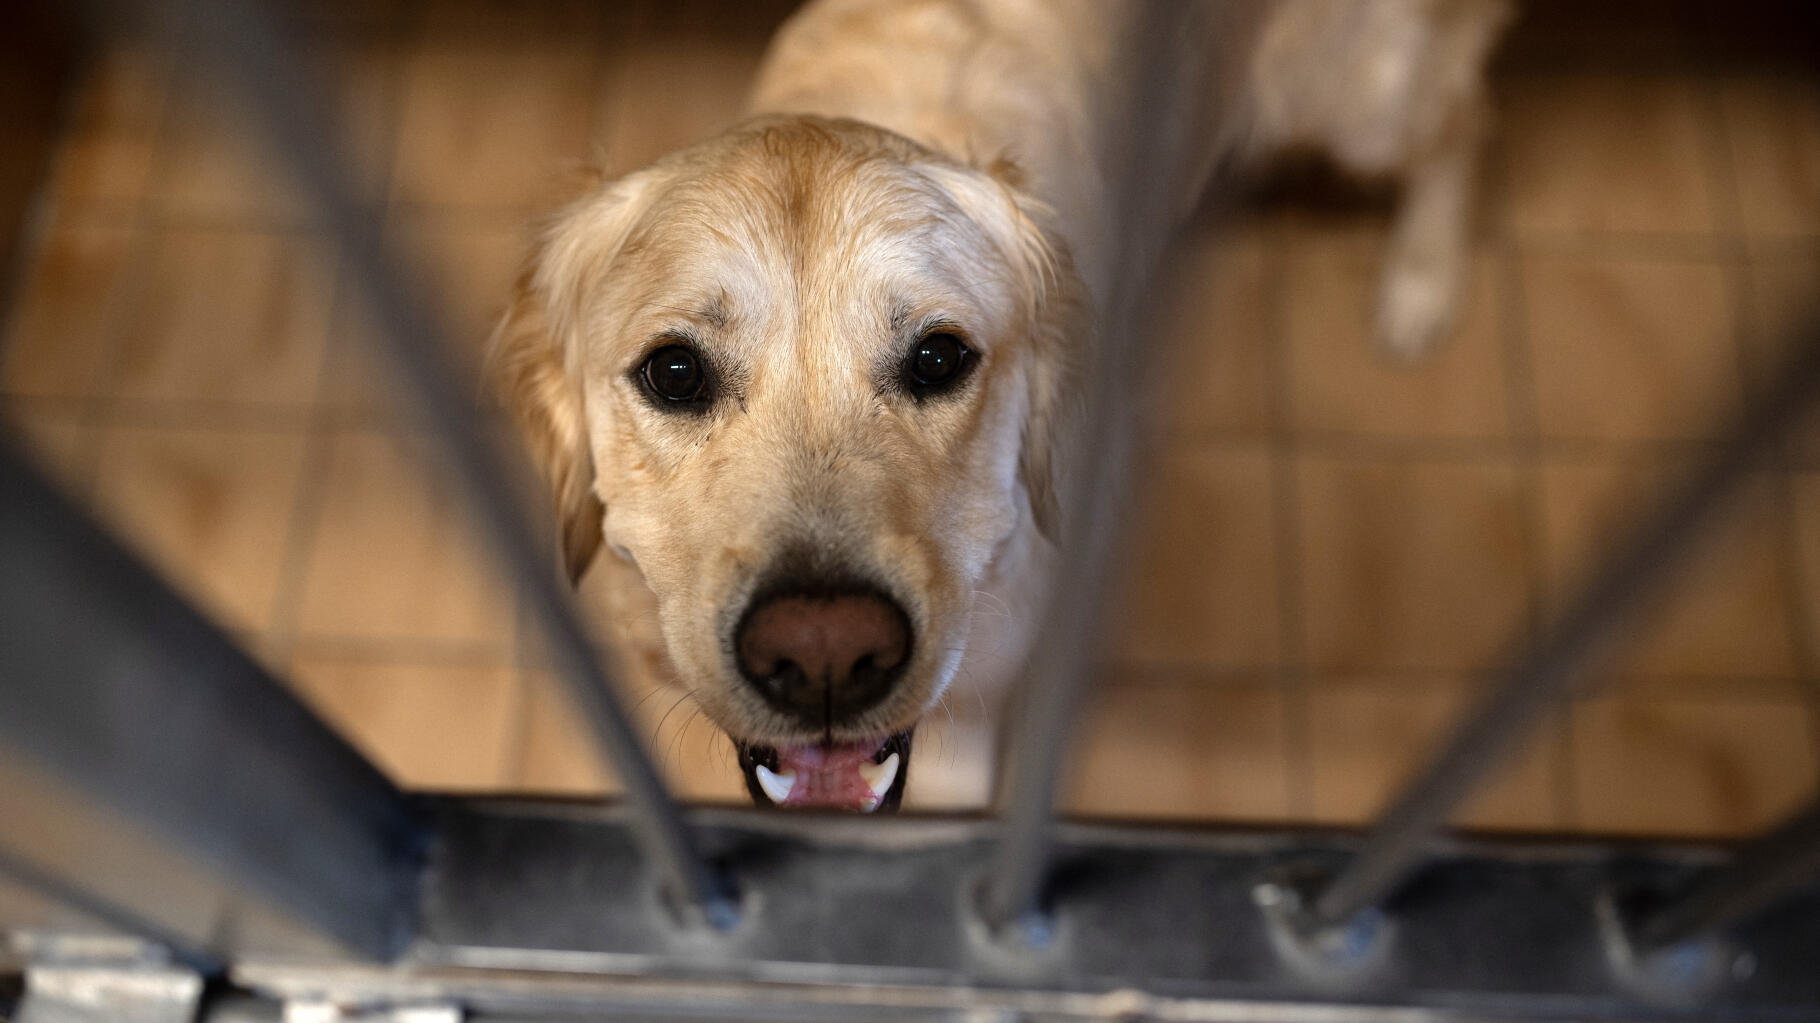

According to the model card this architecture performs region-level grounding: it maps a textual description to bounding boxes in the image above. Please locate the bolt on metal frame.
[4,0,1820,1020]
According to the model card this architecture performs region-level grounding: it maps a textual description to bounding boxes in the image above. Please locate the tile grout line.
[39,196,1820,259]
[24,386,1820,466]
[31,194,564,236]
[264,13,418,675]
[287,631,522,668]
[258,301,350,670]
[1165,427,1780,464]
[56,25,196,509]
[0,209,81,463]
[1103,659,1818,695]
[1483,123,1580,830]
[34,380,1820,465]
[39,193,1820,253]
[1694,64,1820,792]
[1258,215,1314,820]
[42,183,1820,257]
[0,392,514,434]
[578,4,625,198]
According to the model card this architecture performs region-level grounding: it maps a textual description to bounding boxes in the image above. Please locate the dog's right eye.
[639,344,708,405]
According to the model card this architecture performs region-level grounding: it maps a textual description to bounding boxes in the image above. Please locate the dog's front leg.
[1377,119,1480,360]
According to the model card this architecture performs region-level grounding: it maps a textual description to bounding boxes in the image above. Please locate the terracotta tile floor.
[4,1,1818,837]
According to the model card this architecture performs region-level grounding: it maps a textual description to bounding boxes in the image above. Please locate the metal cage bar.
[234,801,1820,1022]
[0,444,421,963]
[6,0,1820,1018]
[982,3,1231,933]
[1307,318,1820,929]
[1631,797,1820,955]
[110,0,737,926]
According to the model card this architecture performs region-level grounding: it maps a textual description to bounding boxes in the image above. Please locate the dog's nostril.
[735,587,912,726]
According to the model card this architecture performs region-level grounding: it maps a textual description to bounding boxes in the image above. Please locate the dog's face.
[495,118,1079,810]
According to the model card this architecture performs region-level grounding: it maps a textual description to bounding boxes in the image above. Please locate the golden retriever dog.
[492,0,1511,811]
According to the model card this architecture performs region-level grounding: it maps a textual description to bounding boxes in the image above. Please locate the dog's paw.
[1376,261,1460,361]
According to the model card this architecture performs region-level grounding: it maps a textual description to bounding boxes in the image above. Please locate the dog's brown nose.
[736,586,912,727]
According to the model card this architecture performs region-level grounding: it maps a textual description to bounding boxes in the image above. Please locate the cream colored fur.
[491,0,1511,801]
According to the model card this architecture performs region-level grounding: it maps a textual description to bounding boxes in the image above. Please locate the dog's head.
[494,116,1083,810]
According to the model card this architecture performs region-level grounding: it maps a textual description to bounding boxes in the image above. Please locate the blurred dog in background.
[491,0,1511,811]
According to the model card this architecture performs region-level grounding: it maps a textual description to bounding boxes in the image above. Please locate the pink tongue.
[777,743,879,809]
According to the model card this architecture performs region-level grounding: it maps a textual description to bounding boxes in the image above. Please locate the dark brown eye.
[641,344,706,403]
[906,332,972,392]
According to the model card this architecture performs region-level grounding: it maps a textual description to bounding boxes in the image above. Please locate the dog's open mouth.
[736,730,912,812]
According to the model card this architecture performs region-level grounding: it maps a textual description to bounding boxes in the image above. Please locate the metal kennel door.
[3,1,1819,1020]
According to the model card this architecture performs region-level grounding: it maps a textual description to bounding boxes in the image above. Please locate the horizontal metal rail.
[1308,317,1820,928]
[0,444,421,963]
[7,1,1819,1020]
[122,0,737,926]
[983,2,1230,934]
[222,799,1820,1021]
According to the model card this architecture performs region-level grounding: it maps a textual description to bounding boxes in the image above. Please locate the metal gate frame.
[4,1,1819,1020]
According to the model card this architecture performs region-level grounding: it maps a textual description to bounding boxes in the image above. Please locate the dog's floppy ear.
[1015,304,1077,543]
[489,172,658,584]
[919,157,1087,542]
[491,266,601,583]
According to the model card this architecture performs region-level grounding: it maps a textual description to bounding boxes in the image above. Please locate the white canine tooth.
[754,764,796,804]
[858,752,900,804]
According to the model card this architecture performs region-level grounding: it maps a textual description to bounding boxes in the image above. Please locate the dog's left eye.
[905,332,973,394]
